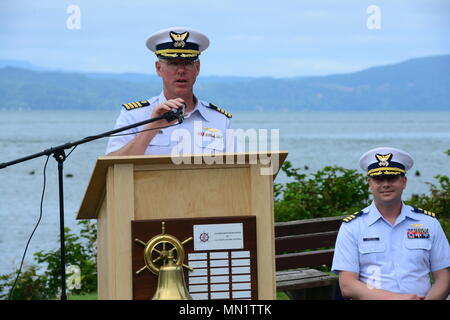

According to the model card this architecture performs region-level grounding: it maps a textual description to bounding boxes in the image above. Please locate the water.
[0,110,449,276]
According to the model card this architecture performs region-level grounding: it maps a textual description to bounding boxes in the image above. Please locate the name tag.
[363,237,380,242]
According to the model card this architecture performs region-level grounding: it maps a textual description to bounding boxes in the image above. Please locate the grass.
[68,292,97,300]
[277,291,290,300]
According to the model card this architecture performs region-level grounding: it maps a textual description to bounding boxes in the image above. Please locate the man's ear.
[195,60,201,75]
[402,175,408,188]
[155,60,162,77]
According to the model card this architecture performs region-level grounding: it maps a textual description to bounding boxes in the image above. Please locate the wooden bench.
[274,216,343,300]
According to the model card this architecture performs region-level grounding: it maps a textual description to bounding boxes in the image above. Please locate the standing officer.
[106,27,234,156]
[332,147,450,300]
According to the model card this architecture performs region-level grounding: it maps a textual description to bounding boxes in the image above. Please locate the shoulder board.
[342,210,364,223]
[122,100,150,111]
[412,207,437,218]
[208,103,232,118]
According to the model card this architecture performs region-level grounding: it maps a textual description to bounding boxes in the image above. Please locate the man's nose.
[176,66,186,73]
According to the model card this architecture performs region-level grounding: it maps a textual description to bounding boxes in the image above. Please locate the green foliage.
[0,265,51,300]
[0,220,97,300]
[274,161,371,222]
[405,175,450,219]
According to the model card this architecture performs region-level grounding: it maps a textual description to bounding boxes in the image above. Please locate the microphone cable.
[106,107,185,138]
[8,154,50,300]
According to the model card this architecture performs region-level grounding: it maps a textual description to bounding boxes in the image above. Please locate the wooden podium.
[77,151,287,300]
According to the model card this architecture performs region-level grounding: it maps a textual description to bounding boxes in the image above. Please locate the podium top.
[77,151,288,219]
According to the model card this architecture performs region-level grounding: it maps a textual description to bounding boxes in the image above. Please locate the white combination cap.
[146,26,209,60]
[359,147,414,177]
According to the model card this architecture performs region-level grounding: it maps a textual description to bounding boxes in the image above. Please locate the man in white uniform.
[106,27,234,156]
[332,147,450,300]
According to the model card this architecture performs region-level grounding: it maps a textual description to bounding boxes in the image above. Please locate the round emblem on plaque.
[199,232,209,243]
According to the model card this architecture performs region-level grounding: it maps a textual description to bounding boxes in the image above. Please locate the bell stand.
[0,108,184,300]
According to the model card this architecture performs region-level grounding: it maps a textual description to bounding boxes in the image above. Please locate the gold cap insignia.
[170,31,189,48]
[375,153,393,167]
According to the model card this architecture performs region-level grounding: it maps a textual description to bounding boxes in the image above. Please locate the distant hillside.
[1,55,449,111]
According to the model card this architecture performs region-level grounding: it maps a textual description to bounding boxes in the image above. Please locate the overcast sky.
[1,0,449,77]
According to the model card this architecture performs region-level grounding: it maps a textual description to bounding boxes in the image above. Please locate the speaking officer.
[106,27,234,156]
[332,147,450,300]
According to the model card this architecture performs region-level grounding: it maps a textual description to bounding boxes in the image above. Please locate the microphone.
[176,104,186,124]
[162,104,185,123]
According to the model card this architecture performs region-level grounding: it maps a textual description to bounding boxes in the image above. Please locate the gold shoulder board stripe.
[343,211,363,223]
[422,208,436,218]
[122,100,150,110]
[209,103,232,118]
[413,207,437,218]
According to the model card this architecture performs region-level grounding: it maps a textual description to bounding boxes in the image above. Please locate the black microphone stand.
[0,109,183,300]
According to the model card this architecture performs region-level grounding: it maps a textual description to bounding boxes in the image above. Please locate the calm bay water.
[0,110,449,275]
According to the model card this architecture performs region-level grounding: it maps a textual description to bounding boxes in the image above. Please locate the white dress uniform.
[105,92,235,155]
[332,202,450,297]
[331,146,450,297]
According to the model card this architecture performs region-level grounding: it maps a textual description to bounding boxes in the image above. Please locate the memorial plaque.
[131,216,258,300]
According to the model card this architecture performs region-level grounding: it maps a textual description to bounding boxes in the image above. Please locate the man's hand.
[149,98,185,129]
[106,98,185,156]
[339,271,426,300]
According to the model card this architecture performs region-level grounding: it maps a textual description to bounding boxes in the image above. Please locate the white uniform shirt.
[332,202,450,297]
[106,92,236,156]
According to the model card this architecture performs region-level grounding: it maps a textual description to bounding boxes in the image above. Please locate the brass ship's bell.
[152,252,192,300]
[135,222,193,300]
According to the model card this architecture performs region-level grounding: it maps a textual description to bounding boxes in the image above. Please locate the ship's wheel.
[135,222,193,275]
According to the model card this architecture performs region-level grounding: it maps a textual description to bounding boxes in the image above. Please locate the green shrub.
[0,220,97,300]
[405,175,450,219]
[0,265,51,300]
[274,161,370,222]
